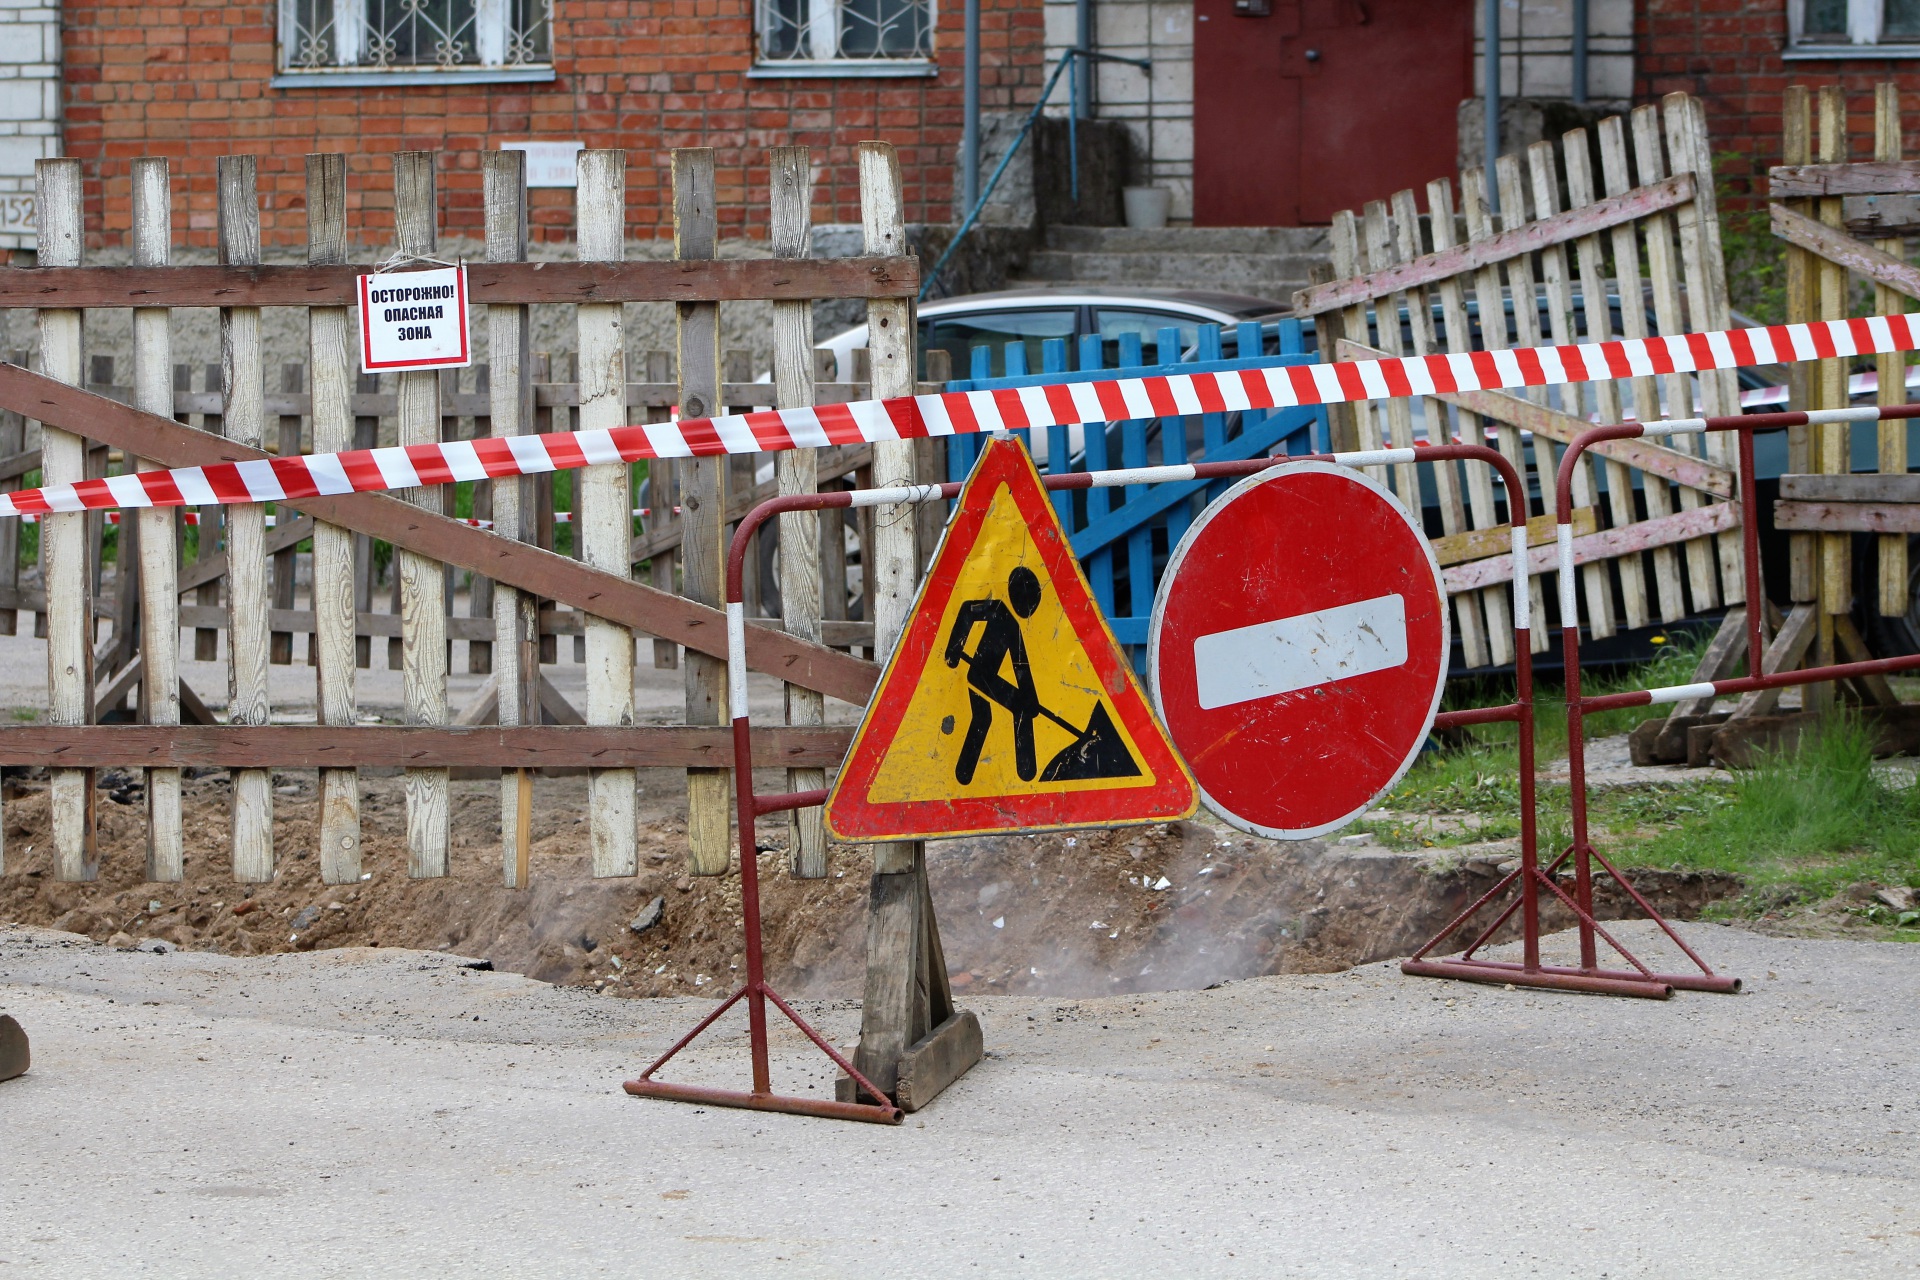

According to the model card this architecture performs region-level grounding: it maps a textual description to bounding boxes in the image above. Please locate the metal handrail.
[921,46,1150,302]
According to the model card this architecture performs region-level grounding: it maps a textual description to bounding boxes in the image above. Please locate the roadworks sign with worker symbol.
[825,436,1198,841]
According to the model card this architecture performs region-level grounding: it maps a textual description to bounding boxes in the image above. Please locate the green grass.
[1363,639,1920,930]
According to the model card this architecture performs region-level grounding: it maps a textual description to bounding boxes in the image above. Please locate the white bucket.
[1122,185,1172,230]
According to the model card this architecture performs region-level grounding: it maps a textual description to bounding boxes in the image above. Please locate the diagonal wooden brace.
[0,361,881,705]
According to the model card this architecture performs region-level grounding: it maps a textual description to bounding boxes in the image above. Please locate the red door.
[1192,0,1472,226]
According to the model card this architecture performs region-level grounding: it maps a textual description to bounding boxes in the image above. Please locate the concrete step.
[1008,224,1331,302]
[1042,225,1330,255]
[1014,251,1319,299]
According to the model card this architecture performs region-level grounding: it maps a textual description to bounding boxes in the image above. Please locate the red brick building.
[53,0,1046,249]
[1640,0,1920,197]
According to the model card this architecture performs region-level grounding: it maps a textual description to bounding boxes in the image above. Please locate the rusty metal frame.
[1410,402,1920,1000]
[625,441,1528,1122]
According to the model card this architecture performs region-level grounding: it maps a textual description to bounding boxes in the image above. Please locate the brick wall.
[0,1,59,249]
[59,1,1046,250]
[1638,0,1920,202]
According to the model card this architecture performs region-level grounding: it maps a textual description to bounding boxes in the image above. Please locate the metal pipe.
[1572,0,1589,105]
[1484,0,1501,212]
[1075,0,1092,119]
[963,0,981,216]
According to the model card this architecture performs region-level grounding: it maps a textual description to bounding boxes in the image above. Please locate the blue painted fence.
[942,319,1325,669]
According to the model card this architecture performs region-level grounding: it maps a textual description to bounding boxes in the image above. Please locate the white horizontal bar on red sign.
[3,313,1917,520]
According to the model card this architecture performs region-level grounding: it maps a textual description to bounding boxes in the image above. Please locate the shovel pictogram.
[944,566,1142,786]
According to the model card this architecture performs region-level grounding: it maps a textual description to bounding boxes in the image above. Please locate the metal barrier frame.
[1410,401,1920,1000]
[626,441,1532,1123]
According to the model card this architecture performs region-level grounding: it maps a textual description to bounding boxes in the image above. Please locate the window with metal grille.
[1789,0,1920,55]
[278,0,552,76]
[754,0,934,72]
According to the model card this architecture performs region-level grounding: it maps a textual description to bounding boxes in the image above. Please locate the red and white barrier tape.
[3,313,1915,520]
[30,505,684,528]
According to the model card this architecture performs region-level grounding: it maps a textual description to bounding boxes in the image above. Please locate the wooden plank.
[894,1010,983,1113]
[1424,176,1513,668]
[852,853,925,1101]
[1656,605,1751,724]
[1633,104,1722,616]
[0,724,855,769]
[1291,174,1697,314]
[1816,86,1853,655]
[769,145,828,881]
[1328,212,1385,480]
[577,150,638,881]
[392,152,449,879]
[0,258,919,308]
[218,155,275,884]
[1781,472,1920,502]
[1734,602,1818,718]
[1769,201,1920,305]
[0,363,883,703]
[130,157,182,884]
[1337,342,1736,497]
[1768,158,1920,197]
[861,140,922,881]
[1393,186,1489,669]
[306,152,361,888]
[1444,502,1741,594]
[1665,93,1748,609]
[1430,506,1597,567]
[1709,704,1920,770]
[673,149,731,878]
[1875,84,1911,620]
[35,158,95,882]
[1598,115,1689,624]
[1360,201,1421,508]
[486,148,538,890]
[1774,500,1920,533]
[1783,88,1818,608]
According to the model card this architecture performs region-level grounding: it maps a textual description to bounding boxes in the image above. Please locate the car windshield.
[925,309,1076,379]
[1095,308,1203,360]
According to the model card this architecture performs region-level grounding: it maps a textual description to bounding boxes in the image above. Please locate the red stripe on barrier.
[991,387,1030,431]
[742,410,795,453]
[883,395,925,439]
[271,455,321,499]
[205,464,254,505]
[138,468,184,508]
[340,449,385,492]
[1143,376,1180,417]
[405,442,457,488]
[1192,372,1227,414]
[1094,379,1131,421]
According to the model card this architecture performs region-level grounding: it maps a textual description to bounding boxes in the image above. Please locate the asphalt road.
[1,920,1915,1278]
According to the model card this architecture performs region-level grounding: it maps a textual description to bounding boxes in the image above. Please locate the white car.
[816,286,1287,466]
[819,285,1288,383]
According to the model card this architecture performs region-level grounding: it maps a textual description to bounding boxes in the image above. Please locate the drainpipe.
[1484,0,1500,213]
[963,0,981,215]
[1075,0,1092,118]
[1572,0,1588,104]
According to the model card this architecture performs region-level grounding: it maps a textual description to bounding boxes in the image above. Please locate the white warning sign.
[357,265,471,373]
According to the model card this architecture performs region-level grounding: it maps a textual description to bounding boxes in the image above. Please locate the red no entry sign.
[1147,461,1448,840]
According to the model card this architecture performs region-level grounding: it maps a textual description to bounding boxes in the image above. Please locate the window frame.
[1786,0,1920,59]
[272,0,558,88]
[747,0,939,79]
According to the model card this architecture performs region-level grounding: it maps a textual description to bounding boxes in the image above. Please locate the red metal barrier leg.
[622,712,902,1125]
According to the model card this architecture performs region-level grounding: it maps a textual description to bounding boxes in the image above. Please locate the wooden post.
[487,148,538,888]
[1874,84,1909,618]
[36,158,95,882]
[769,146,828,880]
[576,149,638,879]
[308,152,362,886]
[1783,86,1816,608]
[272,361,303,665]
[673,149,730,876]
[1814,86,1850,710]
[218,156,274,883]
[132,157,183,883]
[848,141,976,1110]
[393,151,450,877]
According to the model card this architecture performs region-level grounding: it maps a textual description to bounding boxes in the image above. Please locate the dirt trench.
[0,770,1741,998]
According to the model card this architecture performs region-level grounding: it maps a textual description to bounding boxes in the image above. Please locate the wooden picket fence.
[0,143,934,890]
[1295,91,1745,672]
